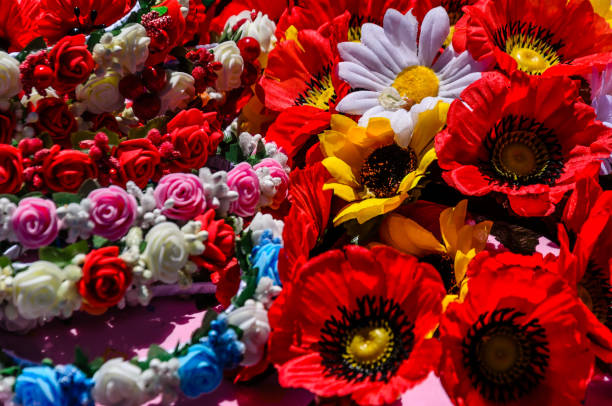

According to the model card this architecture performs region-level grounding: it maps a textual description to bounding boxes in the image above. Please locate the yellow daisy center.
[296,67,336,110]
[391,66,439,105]
[360,144,417,198]
[345,326,393,365]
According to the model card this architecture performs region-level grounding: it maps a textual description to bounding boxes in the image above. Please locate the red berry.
[119,74,146,99]
[142,66,167,93]
[132,92,161,121]
[240,62,258,86]
[33,65,54,89]
[237,37,260,62]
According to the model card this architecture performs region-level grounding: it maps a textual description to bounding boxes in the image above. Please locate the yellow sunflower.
[320,102,449,225]
[379,200,492,305]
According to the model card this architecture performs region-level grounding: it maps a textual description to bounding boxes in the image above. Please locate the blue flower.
[251,230,282,286]
[14,366,65,406]
[177,342,223,398]
[55,365,94,406]
[207,317,244,369]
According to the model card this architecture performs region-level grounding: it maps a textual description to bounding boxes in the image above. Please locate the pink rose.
[254,158,289,209]
[154,173,206,220]
[227,162,260,217]
[12,198,60,250]
[88,186,138,241]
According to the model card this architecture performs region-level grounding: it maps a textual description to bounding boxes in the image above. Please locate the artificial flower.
[87,186,138,241]
[335,7,483,143]
[47,34,96,95]
[12,261,67,320]
[0,0,38,52]
[269,245,445,405]
[42,145,98,193]
[253,158,289,209]
[0,52,22,103]
[113,138,161,188]
[34,97,78,148]
[227,299,271,367]
[0,145,24,194]
[12,197,61,250]
[379,199,492,293]
[452,0,612,76]
[14,366,66,406]
[440,252,595,405]
[321,102,447,225]
[92,358,146,406]
[227,162,260,217]
[435,72,612,217]
[591,0,612,27]
[154,173,207,221]
[76,71,125,114]
[143,222,190,284]
[213,41,244,92]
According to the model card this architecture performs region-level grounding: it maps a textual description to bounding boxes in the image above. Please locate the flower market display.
[0,0,612,405]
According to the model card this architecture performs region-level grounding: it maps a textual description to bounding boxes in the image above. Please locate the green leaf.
[0,194,18,205]
[0,256,12,269]
[70,130,96,149]
[88,357,104,375]
[147,344,173,362]
[87,29,106,52]
[92,235,109,249]
[39,240,89,267]
[190,310,218,345]
[0,366,20,377]
[225,143,244,163]
[151,6,168,15]
[77,179,102,198]
[17,37,47,62]
[19,191,44,200]
[139,240,147,253]
[41,358,53,367]
[127,116,168,139]
[73,346,91,375]
[52,192,81,206]
[98,128,121,146]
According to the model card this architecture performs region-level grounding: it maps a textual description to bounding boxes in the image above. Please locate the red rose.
[47,34,95,94]
[42,145,98,192]
[113,138,161,188]
[35,98,78,147]
[90,112,122,135]
[166,109,218,171]
[0,110,15,144]
[0,145,23,194]
[78,246,132,315]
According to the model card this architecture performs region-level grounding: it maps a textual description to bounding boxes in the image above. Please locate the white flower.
[0,375,15,405]
[126,182,166,228]
[0,198,16,241]
[143,222,189,284]
[0,52,21,103]
[263,142,289,171]
[198,168,238,217]
[93,24,151,74]
[588,64,612,174]
[227,299,270,366]
[225,10,277,53]
[247,213,284,245]
[76,71,125,114]
[238,131,263,156]
[255,167,281,208]
[213,42,244,91]
[57,200,95,243]
[0,304,38,332]
[159,72,195,113]
[180,221,208,256]
[253,276,282,309]
[335,7,484,146]
[92,358,146,406]
[12,261,66,320]
[141,358,180,404]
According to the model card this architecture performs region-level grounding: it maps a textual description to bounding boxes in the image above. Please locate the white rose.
[213,42,243,91]
[143,222,188,284]
[92,358,146,406]
[159,72,195,113]
[0,52,21,101]
[227,299,270,366]
[93,24,151,75]
[225,11,277,53]
[255,166,281,208]
[246,213,284,245]
[76,71,125,114]
[12,261,65,320]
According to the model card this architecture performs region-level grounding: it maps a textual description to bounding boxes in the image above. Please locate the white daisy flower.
[335,7,485,146]
[589,63,612,174]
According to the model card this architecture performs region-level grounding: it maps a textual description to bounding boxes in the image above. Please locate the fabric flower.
[270,245,445,405]
[0,144,23,194]
[251,230,282,286]
[143,0,186,65]
[0,51,21,101]
[190,208,235,275]
[47,34,95,94]
[435,72,612,217]
[78,246,132,315]
[439,252,595,406]
[12,197,60,250]
[154,173,207,221]
[227,299,271,366]
[92,358,146,406]
[12,261,65,320]
[253,158,289,209]
[227,162,260,217]
[88,186,138,241]
[42,145,98,193]
[93,23,151,75]
[178,342,223,397]
[76,70,125,114]
[207,317,245,370]
[0,0,38,51]
[113,138,161,188]
[35,97,78,147]
[452,0,612,76]
[143,222,189,284]
[55,365,94,406]
[0,109,15,144]
[335,7,484,143]
[212,41,243,91]
[166,109,221,171]
[14,366,64,406]
[321,103,447,225]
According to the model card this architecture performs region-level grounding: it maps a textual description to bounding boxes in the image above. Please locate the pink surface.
[0,296,608,405]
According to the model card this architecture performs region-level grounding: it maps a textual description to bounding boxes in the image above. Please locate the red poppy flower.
[410,0,478,26]
[24,0,135,44]
[440,251,595,406]
[209,0,288,33]
[452,0,612,76]
[435,72,612,217]
[270,245,445,405]
[0,0,38,52]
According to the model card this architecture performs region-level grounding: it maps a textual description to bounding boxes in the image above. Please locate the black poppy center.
[360,144,417,198]
[462,308,550,403]
[319,295,414,383]
[482,115,563,187]
[443,0,470,26]
[579,262,612,328]
[0,37,10,52]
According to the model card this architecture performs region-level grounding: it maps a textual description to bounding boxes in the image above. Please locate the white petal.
[338,61,388,91]
[439,72,481,97]
[357,105,397,127]
[389,109,416,147]
[335,91,381,115]
[361,23,416,73]
[338,41,396,81]
[418,7,450,67]
[383,9,418,53]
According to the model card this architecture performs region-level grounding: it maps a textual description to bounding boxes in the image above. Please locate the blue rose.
[55,365,94,406]
[178,342,223,398]
[14,366,65,406]
[251,230,282,286]
[207,317,244,369]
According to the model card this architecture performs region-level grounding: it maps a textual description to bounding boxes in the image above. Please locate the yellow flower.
[320,102,449,225]
[379,199,493,297]
[591,0,612,27]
